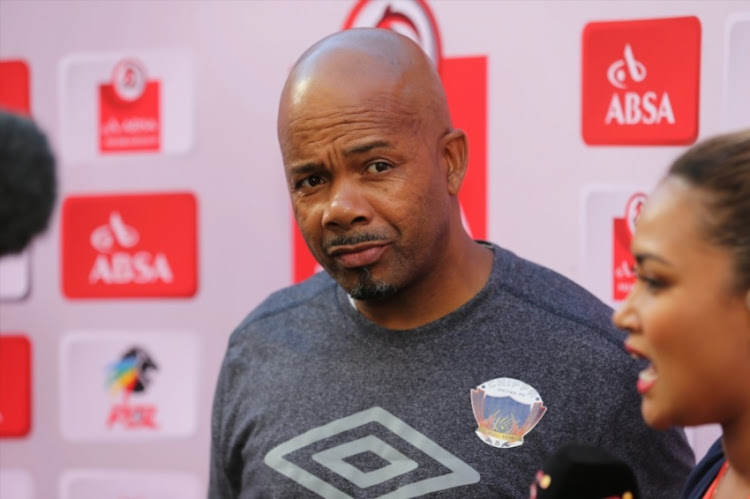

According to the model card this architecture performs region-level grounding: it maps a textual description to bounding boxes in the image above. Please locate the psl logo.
[105,347,159,429]
[88,212,174,286]
[292,0,488,282]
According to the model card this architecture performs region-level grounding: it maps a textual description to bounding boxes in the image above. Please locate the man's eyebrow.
[343,140,391,156]
[288,162,323,176]
[287,141,392,175]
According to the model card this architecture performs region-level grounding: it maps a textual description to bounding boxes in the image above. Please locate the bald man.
[209,28,693,498]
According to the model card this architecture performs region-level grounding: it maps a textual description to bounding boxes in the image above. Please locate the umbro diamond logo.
[264,406,479,497]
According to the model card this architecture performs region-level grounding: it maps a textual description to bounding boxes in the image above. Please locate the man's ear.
[441,129,469,196]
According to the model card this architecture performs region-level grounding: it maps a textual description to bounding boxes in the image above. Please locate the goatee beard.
[347,267,397,301]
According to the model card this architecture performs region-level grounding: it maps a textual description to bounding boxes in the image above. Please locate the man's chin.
[334,267,397,301]
[349,283,397,301]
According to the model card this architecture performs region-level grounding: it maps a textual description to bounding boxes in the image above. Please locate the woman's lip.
[625,341,658,394]
[637,365,658,394]
[624,341,646,360]
[332,244,387,268]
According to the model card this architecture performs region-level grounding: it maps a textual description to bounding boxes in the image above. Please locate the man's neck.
[351,240,493,330]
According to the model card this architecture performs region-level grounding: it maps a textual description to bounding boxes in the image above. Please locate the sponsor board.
[61,192,198,298]
[59,51,193,160]
[582,16,700,145]
[59,331,199,441]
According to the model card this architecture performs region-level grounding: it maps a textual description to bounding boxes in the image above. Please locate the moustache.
[323,233,389,252]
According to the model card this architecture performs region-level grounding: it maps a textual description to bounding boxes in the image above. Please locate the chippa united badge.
[471,377,547,448]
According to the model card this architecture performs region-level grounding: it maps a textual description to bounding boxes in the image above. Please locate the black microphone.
[0,110,57,256]
[530,443,639,499]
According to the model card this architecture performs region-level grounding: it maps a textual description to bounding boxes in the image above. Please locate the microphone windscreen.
[530,443,639,499]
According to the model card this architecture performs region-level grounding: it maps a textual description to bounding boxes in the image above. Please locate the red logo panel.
[582,16,701,145]
[0,335,32,437]
[0,59,30,115]
[612,193,646,301]
[99,59,161,153]
[61,192,198,298]
[292,0,488,283]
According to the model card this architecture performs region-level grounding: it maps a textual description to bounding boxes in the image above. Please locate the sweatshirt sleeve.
[207,353,236,499]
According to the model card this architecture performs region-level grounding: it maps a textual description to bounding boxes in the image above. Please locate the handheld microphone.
[530,443,639,499]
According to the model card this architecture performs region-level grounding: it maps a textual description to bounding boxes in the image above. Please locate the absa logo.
[604,44,674,127]
[88,212,174,286]
[62,192,198,298]
[582,16,701,145]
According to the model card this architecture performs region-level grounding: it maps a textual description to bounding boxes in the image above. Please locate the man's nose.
[321,179,372,230]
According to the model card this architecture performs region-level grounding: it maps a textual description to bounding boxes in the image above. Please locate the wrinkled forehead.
[277,55,429,160]
[278,97,421,172]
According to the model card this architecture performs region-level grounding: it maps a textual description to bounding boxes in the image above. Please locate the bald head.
[277,28,452,149]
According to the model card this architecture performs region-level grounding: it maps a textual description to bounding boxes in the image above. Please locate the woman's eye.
[635,272,666,291]
[366,161,392,173]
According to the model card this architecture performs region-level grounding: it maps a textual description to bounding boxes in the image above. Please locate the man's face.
[279,84,453,301]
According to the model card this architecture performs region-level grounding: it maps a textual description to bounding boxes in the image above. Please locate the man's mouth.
[328,243,388,268]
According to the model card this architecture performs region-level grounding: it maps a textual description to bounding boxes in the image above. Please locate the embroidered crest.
[471,377,547,448]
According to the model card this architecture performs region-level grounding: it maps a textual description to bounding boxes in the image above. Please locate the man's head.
[0,111,57,256]
[277,28,469,301]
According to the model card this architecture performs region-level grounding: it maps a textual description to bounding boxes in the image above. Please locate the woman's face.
[613,176,750,430]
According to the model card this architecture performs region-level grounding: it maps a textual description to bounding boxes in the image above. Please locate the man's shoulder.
[490,244,622,345]
[231,272,338,338]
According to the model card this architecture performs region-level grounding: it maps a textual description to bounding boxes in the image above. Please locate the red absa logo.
[612,192,646,301]
[99,58,161,153]
[0,335,32,437]
[582,16,701,145]
[292,0,488,282]
[0,59,30,115]
[62,192,198,298]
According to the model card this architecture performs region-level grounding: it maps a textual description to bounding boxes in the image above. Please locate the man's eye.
[296,176,325,189]
[366,161,392,174]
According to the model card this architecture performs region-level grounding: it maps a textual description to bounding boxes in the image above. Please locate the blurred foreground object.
[531,444,639,499]
[0,110,57,256]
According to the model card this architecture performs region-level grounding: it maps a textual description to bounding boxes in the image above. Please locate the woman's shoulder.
[680,438,725,499]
